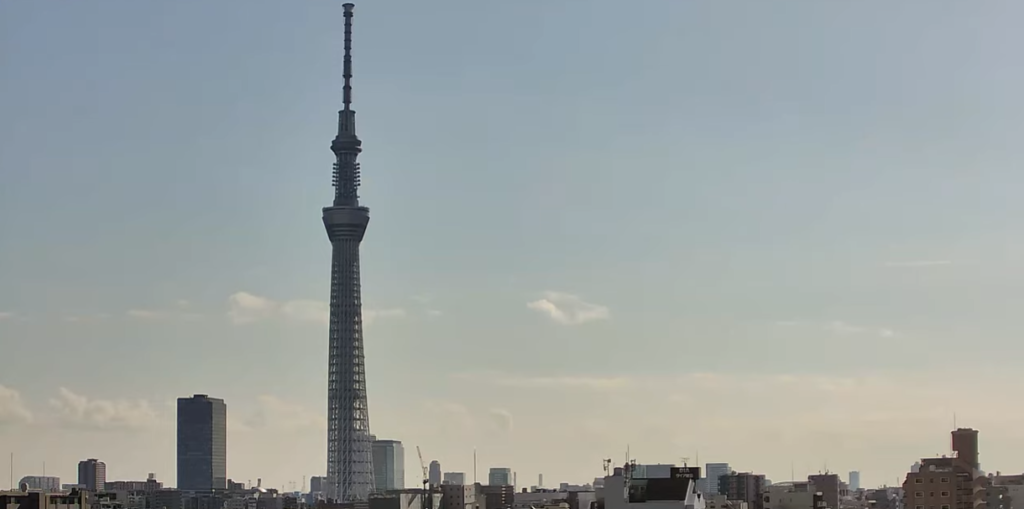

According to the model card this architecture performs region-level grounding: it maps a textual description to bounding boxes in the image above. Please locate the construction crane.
[416,446,432,509]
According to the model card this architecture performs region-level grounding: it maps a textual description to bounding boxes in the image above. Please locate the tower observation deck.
[322,2,375,502]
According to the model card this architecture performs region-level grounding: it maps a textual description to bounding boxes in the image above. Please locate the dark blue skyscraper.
[177,394,227,491]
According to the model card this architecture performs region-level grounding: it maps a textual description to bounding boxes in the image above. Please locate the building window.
[941,492,949,497]
[940,478,949,483]
[916,492,924,497]
[916,479,924,484]
[916,505,924,509]
[942,506,950,509]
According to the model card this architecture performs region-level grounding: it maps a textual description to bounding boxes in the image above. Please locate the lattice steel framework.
[321,2,375,502]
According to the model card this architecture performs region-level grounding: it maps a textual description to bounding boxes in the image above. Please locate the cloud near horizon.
[227,291,404,326]
[0,385,33,425]
[526,291,609,325]
[883,260,953,268]
[48,388,160,431]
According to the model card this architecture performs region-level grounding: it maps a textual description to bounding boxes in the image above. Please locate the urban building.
[311,477,327,494]
[597,464,705,509]
[105,474,163,493]
[762,482,815,509]
[1,488,89,509]
[177,394,227,491]
[440,484,481,509]
[704,464,731,496]
[371,439,405,491]
[490,469,513,487]
[78,459,106,492]
[719,472,766,509]
[321,3,376,502]
[848,473,860,492]
[902,457,970,509]
[443,473,466,486]
[952,428,980,473]
[807,474,842,509]
[481,485,516,509]
[369,489,442,509]
[903,429,983,509]
[633,465,676,480]
[429,462,442,487]
[18,476,61,492]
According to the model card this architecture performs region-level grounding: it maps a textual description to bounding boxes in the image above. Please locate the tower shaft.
[322,2,374,502]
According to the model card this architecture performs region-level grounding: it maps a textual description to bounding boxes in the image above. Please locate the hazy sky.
[4,0,1024,493]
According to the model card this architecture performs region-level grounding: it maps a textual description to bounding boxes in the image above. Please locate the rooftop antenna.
[342,3,355,112]
[473,448,478,485]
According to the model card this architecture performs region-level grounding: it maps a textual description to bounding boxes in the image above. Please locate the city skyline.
[6,0,1024,495]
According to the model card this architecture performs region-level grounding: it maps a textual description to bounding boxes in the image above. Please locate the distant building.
[440,484,481,509]
[78,459,106,492]
[489,468,513,487]
[18,476,61,492]
[598,464,705,509]
[806,474,842,509]
[903,428,981,509]
[481,484,515,509]
[1,488,88,509]
[372,439,405,491]
[177,394,227,491]
[952,428,980,472]
[719,472,765,509]
[105,474,163,493]
[311,476,327,494]
[704,464,731,495]
[430,461,442,487]
[847,472,860,492]
[762,481,815,509]
[443,473,466,486]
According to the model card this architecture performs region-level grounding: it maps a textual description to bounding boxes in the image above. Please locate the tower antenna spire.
[342,3,355,111]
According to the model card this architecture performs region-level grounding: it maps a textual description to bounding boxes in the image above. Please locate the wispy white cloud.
[487,408,514,433]
[775,319,898,338]
[227,292,403,326]
[364,308,405,324]
[490,375,634,390]
[127,307,203,321]
[239,395,326,433]
[527,291,609,325]
[0,385,33,425]
[49,388,159,431]
[62,313,111,323]
[883,260,952,268]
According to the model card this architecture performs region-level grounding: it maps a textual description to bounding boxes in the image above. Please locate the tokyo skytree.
[321,2,375,501]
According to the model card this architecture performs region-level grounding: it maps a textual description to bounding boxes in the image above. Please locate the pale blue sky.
[4,0,1024,493]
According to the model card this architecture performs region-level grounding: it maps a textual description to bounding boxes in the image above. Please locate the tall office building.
[371,439,405,492]
[443,473,466,486]
[848,471,860,491]
[429,461,442,487]
[488,468,512,486]
[77,459,106,492]
[19,476,61,492]
[705,463,731,495]
[177,394,227,491]
[311,476,328,494]
[322,3,375,502]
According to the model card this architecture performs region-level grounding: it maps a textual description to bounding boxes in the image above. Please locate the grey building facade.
[77,459,106,491]
[371,439,405,491]
[177,394,227,491]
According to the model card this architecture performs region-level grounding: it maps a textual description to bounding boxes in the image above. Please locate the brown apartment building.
[903,429,983,509]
